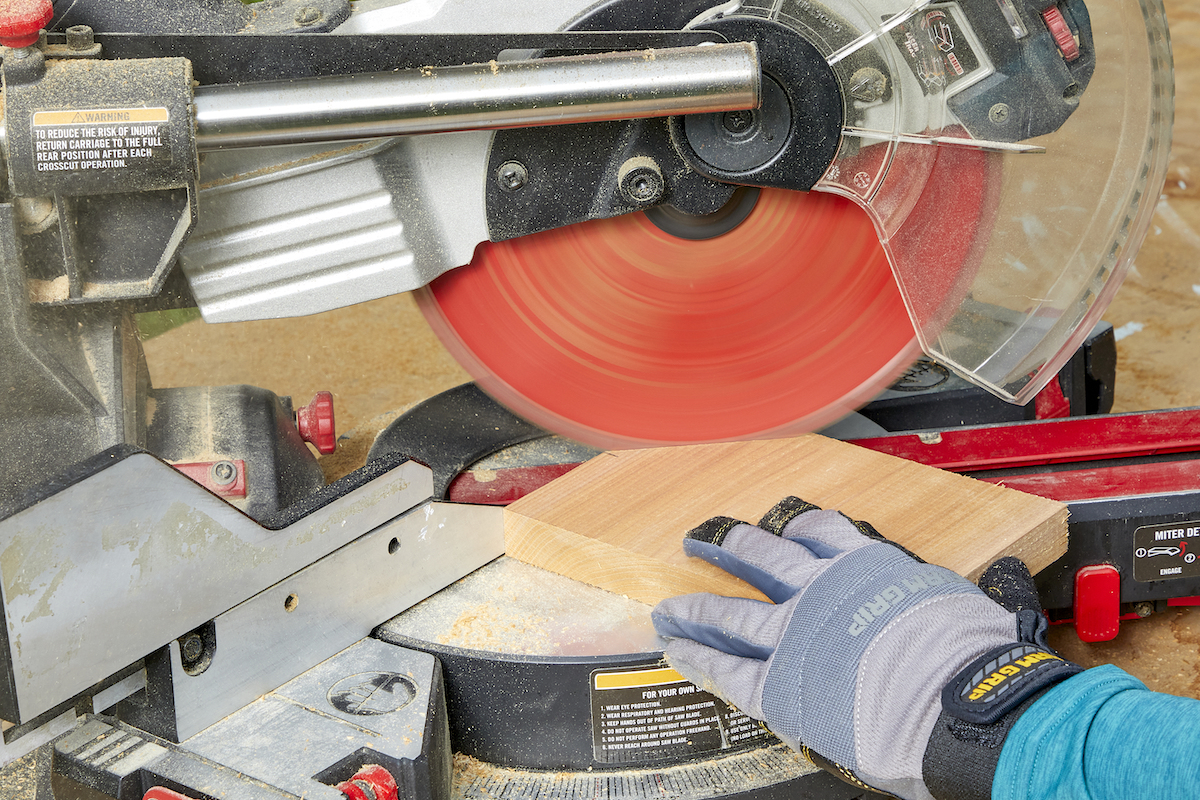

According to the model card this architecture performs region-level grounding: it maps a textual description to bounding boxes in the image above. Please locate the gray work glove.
[651,497,1080,800]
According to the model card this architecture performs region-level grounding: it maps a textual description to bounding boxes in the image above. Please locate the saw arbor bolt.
[618,157,665,206]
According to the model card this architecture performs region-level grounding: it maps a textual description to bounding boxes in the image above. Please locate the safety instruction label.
[590,665,770,764]
[1133,520,1200,582]
[30,107,172,173]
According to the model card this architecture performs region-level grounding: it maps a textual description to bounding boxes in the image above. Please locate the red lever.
[336,765,399,800]
[0,0,52,49]
[144,788,192,800]
[297,391,336,454]
[1042,6,1080,61]
[1074,564,1121,642]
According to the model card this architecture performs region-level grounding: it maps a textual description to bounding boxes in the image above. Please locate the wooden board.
[504,435,1068,605]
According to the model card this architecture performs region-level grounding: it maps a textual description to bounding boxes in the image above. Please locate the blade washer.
[669,15,845,191]
[643,187,761,241]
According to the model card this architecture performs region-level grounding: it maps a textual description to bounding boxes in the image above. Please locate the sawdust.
[439,603,554,652]
[1047,607,1200,698]
[450,744,818,800]
[26,276,69,304]
[1168,610,1200,697]
[382,558,662,657]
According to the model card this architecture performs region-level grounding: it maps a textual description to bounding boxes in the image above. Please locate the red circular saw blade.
[417,189,920,448]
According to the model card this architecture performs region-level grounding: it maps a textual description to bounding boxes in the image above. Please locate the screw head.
[618,158,665,206]
[989,103,1011,125]
[180,633,204,663]
[848,67,887,103]
[722,110,755,134]
[622,168,663,204]
[210,460,237,486]
[497,161,529,193]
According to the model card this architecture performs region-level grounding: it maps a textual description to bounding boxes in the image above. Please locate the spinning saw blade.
[418,190,917,448]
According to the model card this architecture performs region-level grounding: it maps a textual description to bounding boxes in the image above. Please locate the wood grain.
[505,435,1068,605]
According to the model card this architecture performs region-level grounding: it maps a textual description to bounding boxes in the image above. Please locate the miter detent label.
[31,108,172,172]
[1132,520,1200,582]
[590,665,770,764]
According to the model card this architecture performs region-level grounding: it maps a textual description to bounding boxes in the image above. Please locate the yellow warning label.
[593,668,684,690]
[32,107,170,126]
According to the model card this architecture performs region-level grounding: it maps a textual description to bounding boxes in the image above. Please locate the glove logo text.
[966,650,1062,701]
[847,568,958,636]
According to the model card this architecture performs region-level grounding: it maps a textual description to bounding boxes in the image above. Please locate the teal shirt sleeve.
[993,664,1200,799]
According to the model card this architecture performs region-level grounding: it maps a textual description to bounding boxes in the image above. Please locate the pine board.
[504,435,1068,605]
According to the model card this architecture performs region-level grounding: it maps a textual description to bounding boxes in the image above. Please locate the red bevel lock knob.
[1042,5,1081,61]
[0,0,53,49]
[336,765,398,800]
[297,391,337,454]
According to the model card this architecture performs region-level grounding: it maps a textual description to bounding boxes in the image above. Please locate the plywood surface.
[505,435,1068,605]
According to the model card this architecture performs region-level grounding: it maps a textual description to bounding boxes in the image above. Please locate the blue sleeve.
[993,664,1200,799]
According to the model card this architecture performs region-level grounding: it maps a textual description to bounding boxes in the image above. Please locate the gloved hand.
[651,497,1080,800]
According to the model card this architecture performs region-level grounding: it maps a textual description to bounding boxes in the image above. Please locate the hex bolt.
[618,157,665,206]
[294,6,323,26]
[65,25,94,51]
[497,161,529,193]
[209,460,237,486]
[848,67,887,103]
[1134,601,1155,618]
[179,633,204,663]
[989,103,1011,125]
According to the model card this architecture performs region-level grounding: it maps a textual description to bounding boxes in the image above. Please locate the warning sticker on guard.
[1133,520,1200,582]
[31,108,172,173]
[590,665,770,764]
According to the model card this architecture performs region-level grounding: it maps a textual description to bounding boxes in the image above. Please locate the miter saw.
[0,0,1172,798]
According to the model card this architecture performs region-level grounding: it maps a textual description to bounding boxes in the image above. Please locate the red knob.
[144,789,193,800]
[336,765,398,800]
[297,391,336,454]
[1042,6,1080,61]
[0,0,53,49]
